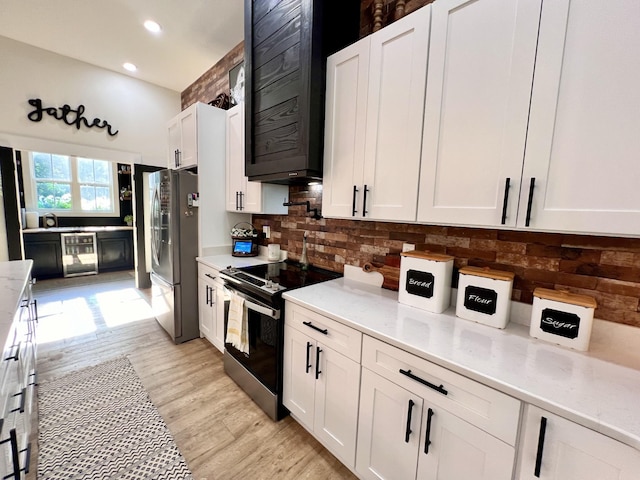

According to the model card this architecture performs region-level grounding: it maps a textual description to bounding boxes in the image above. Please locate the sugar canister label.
[540,308,580,339]
[406,270,435,298]
[464,286,497,315]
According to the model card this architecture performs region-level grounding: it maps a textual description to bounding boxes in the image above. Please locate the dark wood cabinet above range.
[244,0,360,183]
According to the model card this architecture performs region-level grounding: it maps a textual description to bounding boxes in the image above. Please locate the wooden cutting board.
[362,254,401,290]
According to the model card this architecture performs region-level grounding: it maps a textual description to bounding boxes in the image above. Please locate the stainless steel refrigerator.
[149,169,199,343]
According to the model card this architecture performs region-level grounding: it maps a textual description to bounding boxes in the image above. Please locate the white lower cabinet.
[283,303,362,468]
[517,405,640,480]
[197,263,225,352]
[356,336,519,480]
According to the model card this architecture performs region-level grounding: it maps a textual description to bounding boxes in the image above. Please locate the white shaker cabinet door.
[323,38,370,219]
[417,0,541,227]
[197,277,214,341]
[313,343,360,468]
[517,405,640,480]
[226,104,248,212]
[519,0,640,235]
[282,325,316,431]
[356,368,423,480]
[179,107,197,169]
[417,405,515,480]
[362,5,430,222]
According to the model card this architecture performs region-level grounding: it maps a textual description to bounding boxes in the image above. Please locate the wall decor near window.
[26,98,119,136]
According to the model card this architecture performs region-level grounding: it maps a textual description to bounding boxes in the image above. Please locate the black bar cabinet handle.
[21,442,32,474]
[204,273,216,280]
[315,347,322,379]
[9,428,20,479]
[352,185,359,216]
[525,177,536,227]
[534,416,547,477]
[305,342,312,374]
[205,285,210,306]
[501,177,511,225]
[31,298,38,323]
[175,149,180,168]
[404,399,415,443]
[235,191,239,210]
[240,191,244,211]
[424,408,434,454]
[11,387,26,413]
[362,185,369,217]
[399,369,448,396]
[28,370,38,387]
[303,321,328,335]
[5,343,20,362]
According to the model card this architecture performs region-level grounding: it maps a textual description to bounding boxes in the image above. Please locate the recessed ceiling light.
[123,63,137,72]
[144,20,162,33]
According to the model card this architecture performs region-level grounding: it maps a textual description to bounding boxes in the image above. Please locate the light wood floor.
[33,275,356,480]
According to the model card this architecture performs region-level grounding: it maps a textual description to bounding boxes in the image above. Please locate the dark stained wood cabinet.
[96,231,134,272]
[244,0,360,182]
[23,232,63,279]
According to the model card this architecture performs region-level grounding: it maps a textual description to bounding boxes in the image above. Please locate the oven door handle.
[222,282,280,320]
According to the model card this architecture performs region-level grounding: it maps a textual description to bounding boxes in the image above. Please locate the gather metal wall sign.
[26,98,119,137]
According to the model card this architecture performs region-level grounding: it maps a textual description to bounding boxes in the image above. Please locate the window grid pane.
[36,182,72,209]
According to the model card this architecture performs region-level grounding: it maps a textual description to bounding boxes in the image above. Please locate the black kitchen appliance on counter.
[220,261,342,420]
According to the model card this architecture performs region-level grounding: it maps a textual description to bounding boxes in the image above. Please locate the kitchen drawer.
[362,335,521,445]
[198,263,222,285]
[286,303,362,363]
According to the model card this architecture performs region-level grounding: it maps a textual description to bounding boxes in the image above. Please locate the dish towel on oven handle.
[226,291,249,354]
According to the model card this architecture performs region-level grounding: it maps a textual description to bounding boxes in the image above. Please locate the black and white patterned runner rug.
[38,357,194,480]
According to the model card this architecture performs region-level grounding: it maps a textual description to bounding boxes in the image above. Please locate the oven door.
[223,284,282,394]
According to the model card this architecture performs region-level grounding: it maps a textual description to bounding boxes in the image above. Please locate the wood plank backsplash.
[253,186,640,328]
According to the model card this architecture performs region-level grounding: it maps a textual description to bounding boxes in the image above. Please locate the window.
[26,152,119,216]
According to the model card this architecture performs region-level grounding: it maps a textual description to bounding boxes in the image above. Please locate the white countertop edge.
[283,277,640,452]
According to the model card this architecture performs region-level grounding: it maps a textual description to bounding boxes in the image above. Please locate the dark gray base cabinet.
[23,233,63,279]
[96,231,134,272]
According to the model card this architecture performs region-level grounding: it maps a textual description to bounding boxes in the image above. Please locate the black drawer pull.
[352,185,359,216]
[315,347,322,379]
[29,370,38,387]
[399,369,448,396]
[405,399,415,443]
[525,177,535,227]
[534,416,547,477]
[204,273,216,280]
[424,408,434,454]
[305,342,312,374]
[501,177,511,225]
[5,343,20,362]
[31,299,38,323]
[303,321,328,335]
[11,387,27,413]
[205,284,210,306]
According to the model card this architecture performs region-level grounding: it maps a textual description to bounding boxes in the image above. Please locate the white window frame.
[23,152,121,217]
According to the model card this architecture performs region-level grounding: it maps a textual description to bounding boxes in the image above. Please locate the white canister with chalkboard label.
[530,288,596,351]
[399,251,454,313]
[456,267,515,329]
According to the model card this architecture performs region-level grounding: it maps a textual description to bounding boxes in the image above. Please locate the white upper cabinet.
[517,0,640,235]
[417,0,542,227]
[322,38,370,218]
[225,104,288,214]
[167,103,198,169]
[323,6,431,222]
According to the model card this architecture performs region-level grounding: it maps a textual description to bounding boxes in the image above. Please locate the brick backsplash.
[181,42,244,110]
[253,186,640,328]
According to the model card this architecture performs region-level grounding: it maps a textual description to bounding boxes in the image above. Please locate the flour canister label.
[540,308,580,339]
[406,270,435,298]
[530,288,596,351]
[399,251,454,314]
[455,267,515,329]
[463,286,497,315]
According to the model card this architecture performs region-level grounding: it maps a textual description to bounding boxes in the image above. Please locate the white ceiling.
[0,0,244,92]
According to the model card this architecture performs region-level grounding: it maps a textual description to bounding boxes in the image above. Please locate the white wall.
[0,36,180,167]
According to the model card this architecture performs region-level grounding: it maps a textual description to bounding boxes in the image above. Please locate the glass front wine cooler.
[61,233,98,277]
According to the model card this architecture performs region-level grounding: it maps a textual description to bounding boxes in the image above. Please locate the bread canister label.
[540,308,580,339]
[464,286,497,315]
[406,270,435,299]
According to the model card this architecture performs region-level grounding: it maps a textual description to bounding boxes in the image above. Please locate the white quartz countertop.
[283,278,640,451]
[23,226,133,233]
[0,260,33,347]
[196,254,274,271]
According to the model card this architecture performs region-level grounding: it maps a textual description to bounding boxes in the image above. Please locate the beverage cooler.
[60,232,98,277]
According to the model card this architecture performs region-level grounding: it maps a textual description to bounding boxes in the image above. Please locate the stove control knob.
[265,280,273,288]
[271,282,280,291]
